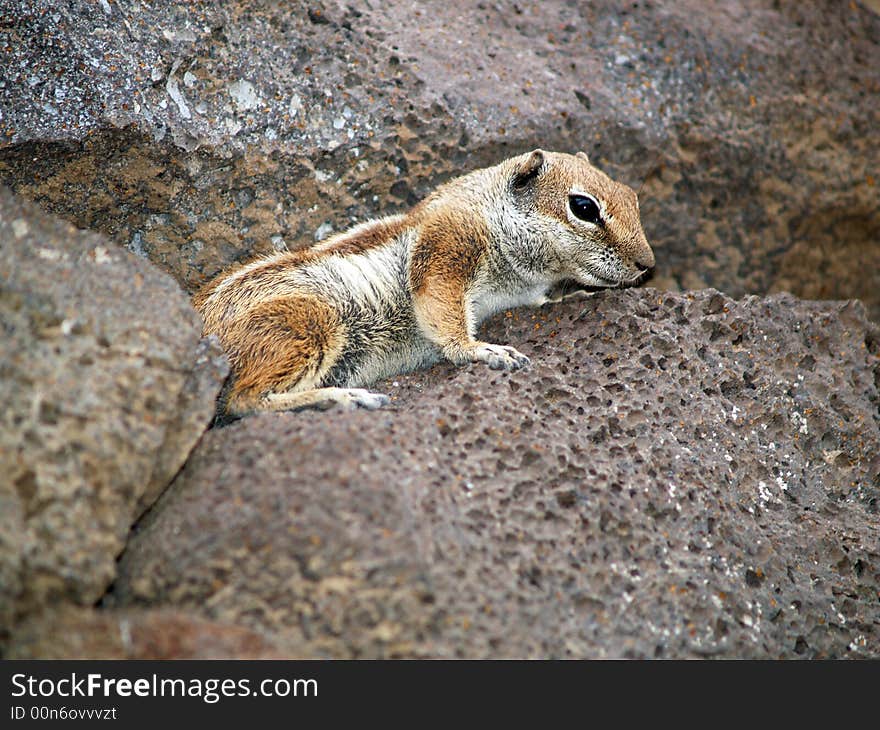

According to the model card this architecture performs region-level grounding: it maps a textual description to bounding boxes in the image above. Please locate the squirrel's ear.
[576,151,590,163]
[511,149,545,190]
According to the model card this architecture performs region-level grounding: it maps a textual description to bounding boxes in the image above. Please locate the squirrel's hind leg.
[261,387,390,412]
[221,296,388,415]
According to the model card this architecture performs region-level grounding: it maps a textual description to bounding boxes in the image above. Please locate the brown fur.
[219,294,344,415]
[192,249,313,312]
[317,216,410,256]
[535,156,653,269]
[191,264,231,311]
[194,149,654,417]
[409,209,489,294]
[195,218,412,329]
[409,209,492,360]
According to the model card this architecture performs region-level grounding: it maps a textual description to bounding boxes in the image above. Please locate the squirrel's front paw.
[469,343,531,371]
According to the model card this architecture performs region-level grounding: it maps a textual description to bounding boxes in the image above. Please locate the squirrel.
[193,149,655,416]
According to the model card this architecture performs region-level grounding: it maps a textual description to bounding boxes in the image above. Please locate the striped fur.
[195,150,654,416]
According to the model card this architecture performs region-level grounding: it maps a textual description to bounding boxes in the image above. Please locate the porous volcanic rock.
[111,288,880,658]
[0,187,227,648]
[0,1,878,319]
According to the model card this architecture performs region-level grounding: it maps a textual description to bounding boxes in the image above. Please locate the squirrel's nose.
[634,245,655,271]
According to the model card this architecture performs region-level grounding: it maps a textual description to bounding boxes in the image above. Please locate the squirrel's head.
[504,149,655,289]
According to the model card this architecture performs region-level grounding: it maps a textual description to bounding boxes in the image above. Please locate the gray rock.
[0,1,877,319]
[112,288,880,658]
[0,187,227,646]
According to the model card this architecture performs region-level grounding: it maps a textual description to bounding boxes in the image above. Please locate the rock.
[110,413,440,659]
[0,187,227,647]
[6,606,290,659]
[112,288,880,658]
[2,0,878,659]
[140,335,228,517]
[0,1,877,320]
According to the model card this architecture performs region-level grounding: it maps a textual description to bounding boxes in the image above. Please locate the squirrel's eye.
[569,194,602,225]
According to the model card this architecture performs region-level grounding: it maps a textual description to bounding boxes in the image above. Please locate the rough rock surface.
[0,187,227,647]
[2,0,878,660]
[0,1,878,319]
[111,288,880,658]
[5,606,290,659]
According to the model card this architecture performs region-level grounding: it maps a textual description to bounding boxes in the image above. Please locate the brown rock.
[6,606,290,659]
[0,187,227,647]
[0,1,877,319]
[112,414,440,659]
[112,289,880,658]
[2,0,878,660]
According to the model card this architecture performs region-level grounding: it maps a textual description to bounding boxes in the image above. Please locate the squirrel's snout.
[634,244,655,271]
